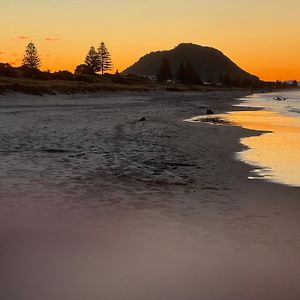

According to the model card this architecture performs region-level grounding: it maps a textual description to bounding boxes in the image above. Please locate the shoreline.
[223,92,300,188]
[0,90,300,299]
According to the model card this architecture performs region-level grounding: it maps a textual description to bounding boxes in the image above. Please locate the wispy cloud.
[11,36,30,41]
[45,38,60,42]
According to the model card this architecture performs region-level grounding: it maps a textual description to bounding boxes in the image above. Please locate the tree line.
[76,42,113,75]
[157,58,201,84]
[0,41,113,80]
[0,42,299,89]
[156,57,299,88]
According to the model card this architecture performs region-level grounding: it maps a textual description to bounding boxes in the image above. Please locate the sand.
[0,90,299,300]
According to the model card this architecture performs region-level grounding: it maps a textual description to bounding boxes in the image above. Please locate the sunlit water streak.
[230,91,300,187]
[187,91,300,187]
[222,91,300,187]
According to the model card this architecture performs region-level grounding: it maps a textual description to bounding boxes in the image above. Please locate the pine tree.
[176,63,200,84]
[84,46,100,74]
[22,42,41,69]
[185,62,200,84]
[223,74,232,86]
[292,80,298,87]
[157,58,173,81]
[98,42,113,75]
[176,64,186,82]
[218,74,224,84]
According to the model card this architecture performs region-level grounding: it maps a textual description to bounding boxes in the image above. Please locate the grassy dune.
[0,76,234,95]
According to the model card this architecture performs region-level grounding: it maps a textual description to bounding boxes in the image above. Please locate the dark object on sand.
[201,117,232,125]
[42,148,69,154]
[273,96,288,101]
[139,117,146,122]
[206,109,214,115]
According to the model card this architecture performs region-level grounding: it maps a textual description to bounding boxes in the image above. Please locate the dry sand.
[0,91,299,300]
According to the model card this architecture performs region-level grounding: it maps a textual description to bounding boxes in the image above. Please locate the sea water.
[228,90,300,187]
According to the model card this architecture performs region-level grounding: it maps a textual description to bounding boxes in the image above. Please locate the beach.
[0,90,300,300]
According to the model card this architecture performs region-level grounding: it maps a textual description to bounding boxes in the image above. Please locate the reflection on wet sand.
[224,110,300,187]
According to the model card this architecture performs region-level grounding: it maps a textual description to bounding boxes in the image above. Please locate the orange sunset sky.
[1,0,299,81]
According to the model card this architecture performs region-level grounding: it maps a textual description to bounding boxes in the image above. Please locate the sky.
[0,0,299,81]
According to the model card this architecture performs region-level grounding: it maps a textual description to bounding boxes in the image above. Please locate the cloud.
[11,36,30,41]
[0,51,6,55]
[45,38,60,42]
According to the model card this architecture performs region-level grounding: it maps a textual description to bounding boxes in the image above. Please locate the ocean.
[228,90,300,187]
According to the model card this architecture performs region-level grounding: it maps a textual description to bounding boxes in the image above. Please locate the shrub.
[73,74,98,83]
[0,63,18,78]
[19,66,51,80]
[52,70,74,81]
[74,64,94,75]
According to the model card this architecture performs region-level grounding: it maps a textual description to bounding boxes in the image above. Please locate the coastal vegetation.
[0,42,298,95]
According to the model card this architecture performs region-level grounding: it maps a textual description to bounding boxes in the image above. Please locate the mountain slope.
[122,43,258,82]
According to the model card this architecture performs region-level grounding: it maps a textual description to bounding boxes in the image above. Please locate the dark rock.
[206,109,214,115]
[139,117,146,122]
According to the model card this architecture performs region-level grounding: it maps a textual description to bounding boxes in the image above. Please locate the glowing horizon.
[1,0,299,81]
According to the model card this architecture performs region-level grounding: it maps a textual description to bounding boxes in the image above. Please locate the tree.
[74,64,94,75]
[218,74,224,84]
[176,64,186,82]
[0,63,17,78]
[22,42,41,69]
[98,42,113,74]
[185,62,200,84]
[176,62,200,84]
[52,70,74,81]
[84,46,100,74]
[292,80,298,88]
[275,80,282,88]
[223,74,233,86]
[157,58,172,81]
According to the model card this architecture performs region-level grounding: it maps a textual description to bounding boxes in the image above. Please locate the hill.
[122,43,259,83]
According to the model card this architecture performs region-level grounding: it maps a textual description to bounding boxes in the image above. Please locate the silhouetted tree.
[292,80,298,87]
[218,74,224,84]
[84,46,100,74]
[98,42,113,75]
[74,64,94,75]
[176,62,200,84]
[22,42,41,69]
[233,78,241,87]
[52,70,74,80]
[242,78,251,88]
[275,80,282,88]
[185,62,200,84]
[0,63,17,78]
[157,58,172,81]
[223,74,233,86]
[176,64,186,82]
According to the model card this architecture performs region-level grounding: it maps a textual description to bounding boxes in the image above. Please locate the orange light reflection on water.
[224,110,300,187]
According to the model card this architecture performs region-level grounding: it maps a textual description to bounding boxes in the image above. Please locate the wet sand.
[0,91,299,300]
